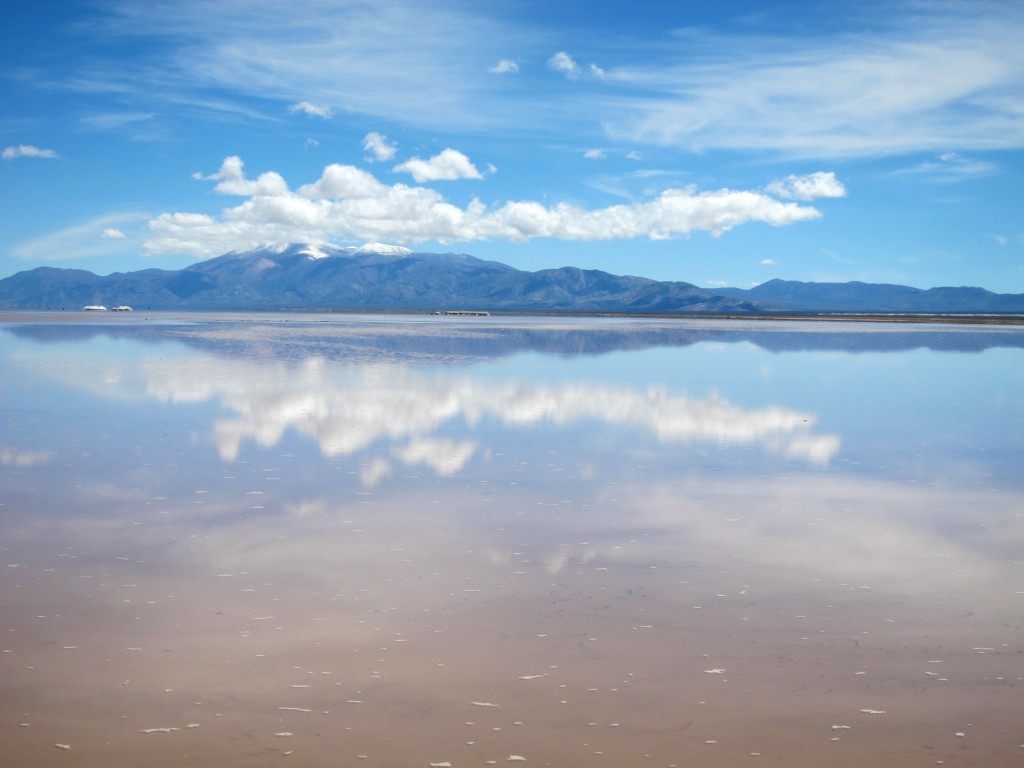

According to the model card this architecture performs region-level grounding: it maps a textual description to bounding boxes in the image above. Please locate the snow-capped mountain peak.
[349,242,414,256]
[230,241,413,261]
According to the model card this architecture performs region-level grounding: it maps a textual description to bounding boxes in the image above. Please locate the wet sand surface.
[1,314,1022,766]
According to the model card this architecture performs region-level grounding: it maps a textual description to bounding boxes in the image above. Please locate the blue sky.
[2,0,1023,291]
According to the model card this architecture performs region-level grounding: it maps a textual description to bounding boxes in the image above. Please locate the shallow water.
[1,312,1022,767]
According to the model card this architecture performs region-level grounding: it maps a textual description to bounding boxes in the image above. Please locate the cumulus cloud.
[393,148,484,182]
[194,155,289,196]
[3,144,59,160]
[363,132,398,162]
[584,149,606,159]
[288,101,333,118]
[589,63,606,79]
[548,51,580,80]
[101,228,127,239]
[489,59,519,74]
[144,157,833,257]
[766,171,846,200]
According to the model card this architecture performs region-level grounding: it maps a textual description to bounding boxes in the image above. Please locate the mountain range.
[1,242,1022,314]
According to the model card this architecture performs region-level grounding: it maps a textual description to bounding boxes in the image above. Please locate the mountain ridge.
[0,243,1021,314]
[714,278,1024,313]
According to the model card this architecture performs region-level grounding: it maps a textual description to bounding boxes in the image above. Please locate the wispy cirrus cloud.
[12,213,149,261]
[3,144,59,160]
[288,101,333,118]
[892,151,998,182]
[489,59,519,74]
[82,0,525,132]
[54,0,1024,160]
[78,111,156,131]
[142,155,836,257]
[605,3,1024,157]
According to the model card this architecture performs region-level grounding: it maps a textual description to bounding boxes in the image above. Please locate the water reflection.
[135,355,839,468]
[1,315,1022,768]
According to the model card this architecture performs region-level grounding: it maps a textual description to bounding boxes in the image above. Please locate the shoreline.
[2,308,1024,326]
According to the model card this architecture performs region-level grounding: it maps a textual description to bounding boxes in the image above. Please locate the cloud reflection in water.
[129,353,840,472]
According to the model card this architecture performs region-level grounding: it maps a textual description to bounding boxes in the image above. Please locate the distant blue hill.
[712,278,1024,313]
[0,243,1021,314]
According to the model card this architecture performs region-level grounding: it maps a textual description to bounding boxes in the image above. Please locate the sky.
[2,0,1023,292]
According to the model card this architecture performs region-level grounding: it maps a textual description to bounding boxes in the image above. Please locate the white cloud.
[626,150,642,160]
[760,258,776,265]
[393,148,484,182]
[56,1,1024,160]
[894,151,998,181]
[584,149,606,159]
[589,63,606,79]
[13,213,150,261]
[101,228,127,239]
[288,101,333,118]
[143,157,830,257]
[548,51,580,80]
[489,59,519,74]
[89,0,521,133]
[79,112,155,131]
[3,144,59,160]
[766,172,846,201]
[362,132,398,162]
[196,155,289,196]
[607,7,1024,157]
